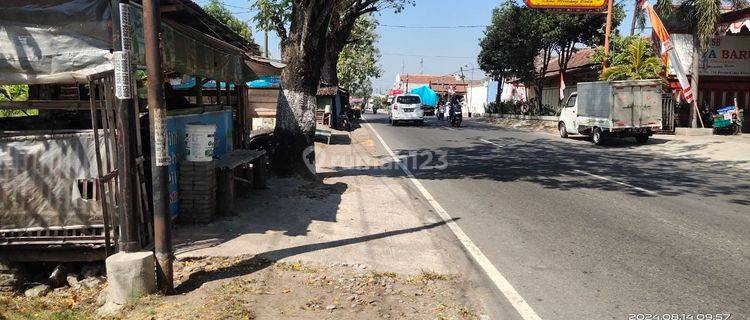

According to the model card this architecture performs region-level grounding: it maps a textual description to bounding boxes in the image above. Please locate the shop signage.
[525,0,607,10]
[672,35,750,77]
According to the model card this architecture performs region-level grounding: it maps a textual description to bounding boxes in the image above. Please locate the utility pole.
[420,57,423,74]
[142,0,173,294]
[112,0,139,253]
[603,0,614,69]
[263,30,270,59]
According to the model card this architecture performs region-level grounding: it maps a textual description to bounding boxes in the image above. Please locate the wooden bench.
[214,149,268,215]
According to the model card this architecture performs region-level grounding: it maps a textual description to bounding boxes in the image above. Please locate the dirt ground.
[0,257,481,320]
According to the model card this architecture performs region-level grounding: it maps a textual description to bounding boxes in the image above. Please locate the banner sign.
[671,35,750,77]
[525,0,607,10]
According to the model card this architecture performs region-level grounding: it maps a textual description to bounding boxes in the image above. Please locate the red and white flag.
[642,1,694,103]
[559,73,566,101]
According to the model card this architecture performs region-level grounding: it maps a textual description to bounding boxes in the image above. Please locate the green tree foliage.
[0,85,33,118]
[654,0,748,50]
[337,16,383,100]
[595,36,662,81]
[203,0,255,42]
[479,1,624,108]
[478,2,547,84]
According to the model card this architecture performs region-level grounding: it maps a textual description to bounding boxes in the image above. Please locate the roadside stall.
[0,0,259,274]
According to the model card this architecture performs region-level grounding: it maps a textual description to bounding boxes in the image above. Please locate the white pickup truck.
[559,80,663,145]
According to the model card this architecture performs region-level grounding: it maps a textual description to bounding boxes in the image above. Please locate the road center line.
[362,116,544,320]
[573,169,658,195]
[480,138,503,148]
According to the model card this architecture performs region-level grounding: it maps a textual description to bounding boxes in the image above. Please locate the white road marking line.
[479,138,503,148]
[573,169,658,195]
[362,117,544,320]
[444,127,457,131]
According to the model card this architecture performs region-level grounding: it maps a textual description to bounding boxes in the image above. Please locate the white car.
[388,94,424,126]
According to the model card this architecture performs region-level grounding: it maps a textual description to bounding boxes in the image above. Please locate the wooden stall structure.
[0,0,259,264]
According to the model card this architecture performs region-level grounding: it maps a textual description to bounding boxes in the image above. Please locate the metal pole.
[112,0,139,253]
[142,0,173,294]
[603,0,614,69]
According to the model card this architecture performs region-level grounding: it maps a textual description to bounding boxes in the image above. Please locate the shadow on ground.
[173,179,348,255]
[173,218,457,294]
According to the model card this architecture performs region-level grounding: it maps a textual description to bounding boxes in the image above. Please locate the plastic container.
[185,123,216,162]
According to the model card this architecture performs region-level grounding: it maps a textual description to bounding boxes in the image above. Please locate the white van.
[389,94,424,126]
[559,80,662,145]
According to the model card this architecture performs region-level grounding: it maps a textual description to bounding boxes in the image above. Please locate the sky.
[194,0,640,94]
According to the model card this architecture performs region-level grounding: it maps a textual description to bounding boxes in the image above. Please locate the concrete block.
[104,251,156,305]
[674,127,713,136]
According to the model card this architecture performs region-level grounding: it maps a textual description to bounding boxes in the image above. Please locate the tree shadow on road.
[173,218,458,294]
[322,134,750,205]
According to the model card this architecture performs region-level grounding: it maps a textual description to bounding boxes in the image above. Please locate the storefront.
[667,9,750,132]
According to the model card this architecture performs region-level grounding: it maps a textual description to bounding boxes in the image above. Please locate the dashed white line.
[573,169,658,195]
[362,116,544,320]
[444,126,457,131]
[480,138,503,148]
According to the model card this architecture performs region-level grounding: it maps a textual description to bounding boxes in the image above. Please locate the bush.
[485,100,560,117]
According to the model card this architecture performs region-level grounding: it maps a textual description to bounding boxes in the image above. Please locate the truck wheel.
[592,127,604,145]
[635,134,649,144]
[559,122,568,138]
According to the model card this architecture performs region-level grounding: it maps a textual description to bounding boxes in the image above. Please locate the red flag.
[642,2,694,103]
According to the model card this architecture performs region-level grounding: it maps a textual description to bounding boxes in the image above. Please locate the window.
[566,95,577,108]
[397,96,421,104]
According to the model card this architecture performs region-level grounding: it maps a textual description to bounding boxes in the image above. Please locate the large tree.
[478,2,545,105]
[254,0,337,178]
[321,0,412,87]
[337,15,383,100]
[254,0,409,177]
[478,3,554,111]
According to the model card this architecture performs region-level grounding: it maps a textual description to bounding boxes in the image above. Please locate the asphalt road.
[361,112,750,320]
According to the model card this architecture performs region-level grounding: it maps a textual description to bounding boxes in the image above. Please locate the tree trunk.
[495,77,503,106]
[629,4,638,36]
[320,43,342,87]
[271,1,335,178]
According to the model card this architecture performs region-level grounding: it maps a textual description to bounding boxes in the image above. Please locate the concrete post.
[99,251,156,315]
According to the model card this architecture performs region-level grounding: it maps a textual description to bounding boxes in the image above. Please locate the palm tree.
[655,0,747,49]
[629,2,646,35]
[600,37,662,81]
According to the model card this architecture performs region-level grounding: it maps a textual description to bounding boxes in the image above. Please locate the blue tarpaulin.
[409,85,438,107]
[248,75,281,88]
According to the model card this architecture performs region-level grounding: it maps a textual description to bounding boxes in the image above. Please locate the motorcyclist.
[448,96,461,122]
[437,101,446,120]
